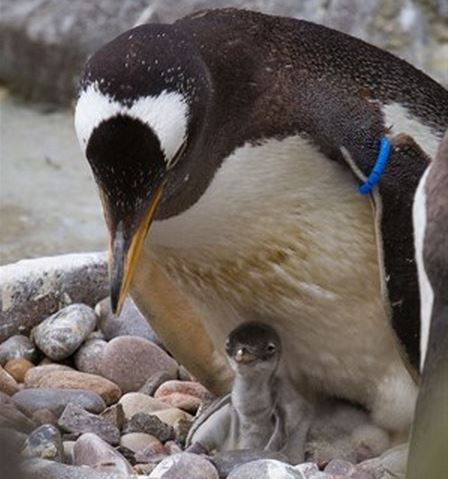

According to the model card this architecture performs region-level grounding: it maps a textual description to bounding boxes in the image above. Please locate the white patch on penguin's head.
[74,82,189,168]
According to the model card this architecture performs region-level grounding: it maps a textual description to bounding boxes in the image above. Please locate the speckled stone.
[0,335,36,366]
[58,403,120,445]
[21,424,63,461]
[31,304,97,360]
[73,432,134,474]
[99,336,178,393]
[123,412,174,442]
[13,388,105,417]
[149,452,219,479]
[100,403,126,430]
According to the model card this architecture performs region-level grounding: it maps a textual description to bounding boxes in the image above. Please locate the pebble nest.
[0,292,404,479]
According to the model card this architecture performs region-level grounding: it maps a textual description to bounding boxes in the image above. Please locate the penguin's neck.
[231,369,276,418]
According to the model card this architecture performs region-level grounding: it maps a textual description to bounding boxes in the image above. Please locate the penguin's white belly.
[150,136,411,406]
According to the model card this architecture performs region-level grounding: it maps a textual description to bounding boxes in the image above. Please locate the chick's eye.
[266,343,276,353]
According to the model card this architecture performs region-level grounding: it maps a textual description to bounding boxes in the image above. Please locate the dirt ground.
[0,88,107,265]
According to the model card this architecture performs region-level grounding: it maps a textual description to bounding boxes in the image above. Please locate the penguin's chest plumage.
[149,135,404,402]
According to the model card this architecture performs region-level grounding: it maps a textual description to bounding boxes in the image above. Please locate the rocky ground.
[0,253,408,479]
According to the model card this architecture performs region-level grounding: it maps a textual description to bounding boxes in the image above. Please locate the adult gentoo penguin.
[407,133,447,479]
[74,9,447,433]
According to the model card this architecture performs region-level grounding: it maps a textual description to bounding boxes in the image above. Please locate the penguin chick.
[305,399,391,468]
[187,322,312,463]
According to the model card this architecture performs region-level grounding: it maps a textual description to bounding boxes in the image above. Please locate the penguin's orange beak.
[108,186,164,314]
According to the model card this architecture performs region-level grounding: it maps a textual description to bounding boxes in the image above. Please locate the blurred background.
[0,0,447,265]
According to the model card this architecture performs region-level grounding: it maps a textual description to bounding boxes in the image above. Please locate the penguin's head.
[74,23,210,313]
[225,322,282,374]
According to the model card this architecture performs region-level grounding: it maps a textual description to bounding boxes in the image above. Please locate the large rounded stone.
[13,388,106,416]
[0,335,36,365]
[31,304,97,360]
[22,424,63,461]
[25,364,74,387]
[119,393,170,419]
[29,370,121,405]
[99,336,177,393]
[227,459,303,479]
[149,452,219,479]
[74,339,107,375]
[73,432,134,474]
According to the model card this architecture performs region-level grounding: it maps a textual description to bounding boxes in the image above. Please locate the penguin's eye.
[266,343,276,353]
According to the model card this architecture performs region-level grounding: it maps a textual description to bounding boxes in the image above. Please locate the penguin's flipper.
[374,133,432,373]
[342,133,432,373]
[185,394,232,448]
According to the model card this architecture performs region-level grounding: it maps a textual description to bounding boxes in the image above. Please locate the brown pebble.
[158,392,201,413]
[5,358,34,383]
[0,366,19,395]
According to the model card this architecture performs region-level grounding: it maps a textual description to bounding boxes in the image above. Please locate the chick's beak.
[109,185,164,314]
[234,348,258,364]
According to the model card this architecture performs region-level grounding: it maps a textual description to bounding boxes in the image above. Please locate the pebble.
[4,358,34,382]
[324,458,355,475]
[157,392,201,413]
[149,452,219,479]
[135,439,167,463]
[155,380,210,401]
[96,296,158,342]
[120,432,160,453]
[73,432,134,474]
[0,401,37,433]
[0,335,36,365]
[25,364,74,387]
[172,415,193,443]
[74,339,107,375]
[0,365,19,395]
[100,403,126,430]
[21,424,63,461]
[139,371,174,396]
[295,462,320,478]
[13,388,106,417]
[152,408,193,428]
[31,304,97,360]
[124,412,175,442]
[31,408,58,426]
[164,441,182,455]
[227,459,304,479]
[58,403,120,445]
[31,370,122,405]
[63,440,76,464]
[211,450,290,479]
[100,336,178,393]
[135,463,157,475]
[119,393,171,419]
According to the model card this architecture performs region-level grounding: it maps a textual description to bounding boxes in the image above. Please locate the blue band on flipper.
[359,136,391,195]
